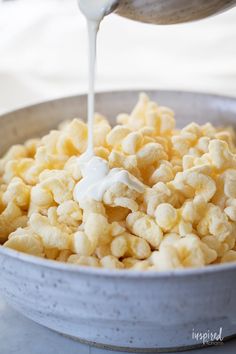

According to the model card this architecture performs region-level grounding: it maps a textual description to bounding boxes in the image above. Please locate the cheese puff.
[173,171,216,202]
[111,197,138,212]
[138,126,155,137]
[81,199,106,223]
[57,201,82,227]
[225,227,236,249]
[4,227,44,257]
[47,207,72,234]
[144,184,172,217]
[155,182,182,208]
[127,93,149,130]
[64,156,83,181]
[56,132,79,156]
[95,244,111,259]
[126,211,163,249]
[94,120,111,147]
[201,123,217,138]
[59,117,95,154]
[31,185,54,208]
[130,260,150,270]
[110,221,126,237]
[221,250,236,263]
[58,120,71,131]
[149,162,174,186]
[201,235,226,258]
[45,248,60,260]
[29,213,70,250]
[197,204,232,241]
[110,234,128,258]
[94,113,109,124]
[127,233,151,259]
[215,129,236,151]
[142,135,156,146]
[3,177,31,210]
[19,160,46,186]
[177,220,193,236]
[160,233,180,247]
[94,147,110,160]
[171,134,195,157]
[223,169,236,198]
[174,236,206,268]
[3,158,35,185]
[182,196,207,224]
[182,155,195,171]
[24,138,41,158]
[208,139,236,170]
[116,113,129,125]
[121,132,143,155]
[198,240,218,264]
[150,247,183,270]
[0,185,7,213]
[158,106,175,134]
[195,137,210,154]
[226,198,236,208]
[0,202,27,243]
[70,231,96,256]
[224,206,236,221]
[137,143,168,168]
[182,122,202,138]
[106,125,131,148]
[103,182,141,210]
[68,255,100,267]
[211,174,227,209]
[122,257,139,268]
[39,170,75,204]
[108,151,140,178]
[56,249,72,262]
[41,130,60,153]
[154,203,178,232]
[145,103,161,132]
[35,146,67,170]
[170,157,183,170]
[111,232,151,259]
[0,145,27,174]
[168,172,193,199]
[84,212,111,246]
[105,205,130,223]
[100,255,124,269]
[61,118,88,154]
[155,136,170,153]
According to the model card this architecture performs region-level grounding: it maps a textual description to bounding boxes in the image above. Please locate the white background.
[0,0,236,113]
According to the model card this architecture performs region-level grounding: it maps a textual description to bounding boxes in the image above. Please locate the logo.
[192,327,224,346]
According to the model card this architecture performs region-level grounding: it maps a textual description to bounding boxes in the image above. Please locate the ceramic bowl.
[116,0,236,25]
[1,90,236,352]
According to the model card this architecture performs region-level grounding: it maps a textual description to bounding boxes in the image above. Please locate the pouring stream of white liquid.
[78,0,119,161]
[74,0,144,204]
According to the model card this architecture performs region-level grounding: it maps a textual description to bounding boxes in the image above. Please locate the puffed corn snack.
[2,93,236,271]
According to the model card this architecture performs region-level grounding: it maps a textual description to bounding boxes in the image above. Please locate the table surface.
[1,296,236,354]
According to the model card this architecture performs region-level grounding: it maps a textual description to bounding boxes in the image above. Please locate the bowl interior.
[1,89,236,155]
[1,89,236,275]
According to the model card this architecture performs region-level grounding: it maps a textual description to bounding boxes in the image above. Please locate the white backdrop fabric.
[0,0,236,114]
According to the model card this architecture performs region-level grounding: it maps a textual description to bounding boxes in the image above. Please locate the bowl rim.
[1,88,236,117]
[1,245,236,279]
[1,89,236,279]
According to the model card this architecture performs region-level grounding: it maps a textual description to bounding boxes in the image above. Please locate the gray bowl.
[1,90,236,352]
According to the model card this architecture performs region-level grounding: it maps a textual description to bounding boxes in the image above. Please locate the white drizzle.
[78,0,119,160]
[73,156,144,204]
[74,0,144,204]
